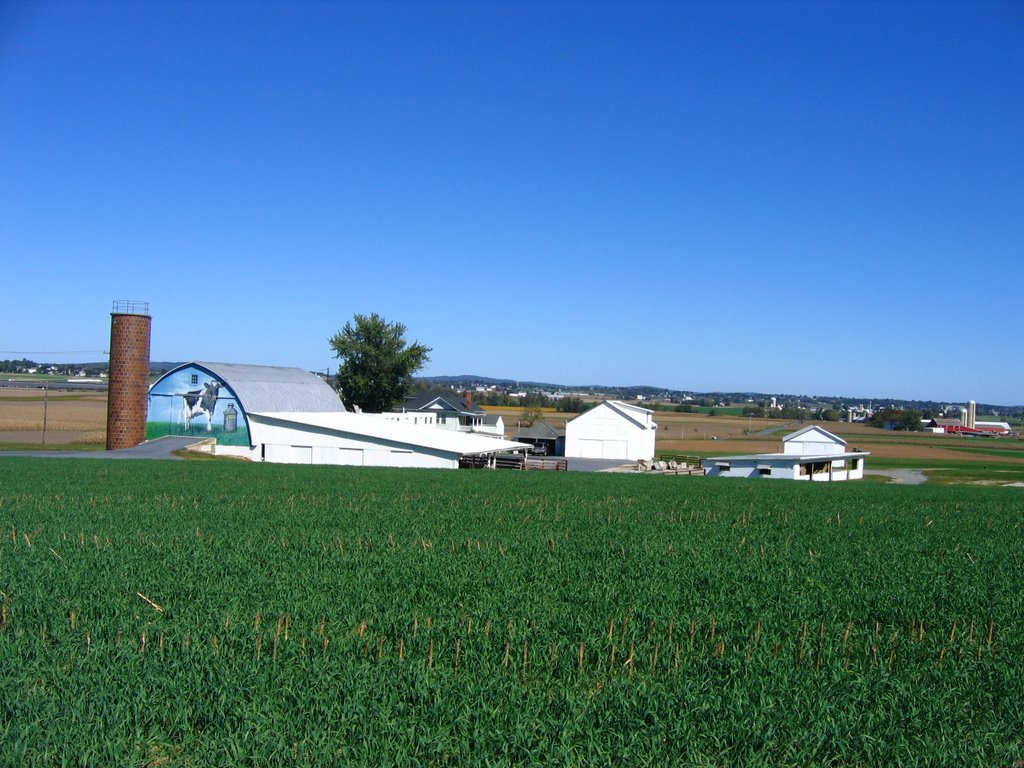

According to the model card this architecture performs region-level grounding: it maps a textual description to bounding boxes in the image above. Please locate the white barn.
[564,400,657,461]
[705,425,869,481]
[147,362,528,468]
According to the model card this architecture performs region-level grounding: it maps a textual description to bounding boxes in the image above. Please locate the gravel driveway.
[0,436,209,460]
[865,469,929,485]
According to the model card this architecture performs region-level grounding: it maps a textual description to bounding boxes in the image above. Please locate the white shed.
[564,400,657,461]
[705,426,869,481]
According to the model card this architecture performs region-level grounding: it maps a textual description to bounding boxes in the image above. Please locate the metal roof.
[165,362,346,413]
[400,391,484,415]
[251,411,529,456]
[707,451,870,462]
[514,422,565,440]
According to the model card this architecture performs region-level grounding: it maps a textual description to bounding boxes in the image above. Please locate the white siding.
[783,427,846,456]
[564,401,656,461]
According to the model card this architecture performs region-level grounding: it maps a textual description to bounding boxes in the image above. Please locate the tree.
[869,407,922,431]
[521,405,544,427]
[328,313,431,413]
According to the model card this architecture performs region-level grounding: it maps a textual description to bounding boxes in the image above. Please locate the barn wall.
[147,364,251,446]
[564,403,655,461]
[244,418,459,469]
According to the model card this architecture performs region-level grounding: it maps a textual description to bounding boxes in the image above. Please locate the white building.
[564,400,657,461]
[705,425,869,481]
[147,362,527,468]
[391,392,505,436]
[242,411,528,469]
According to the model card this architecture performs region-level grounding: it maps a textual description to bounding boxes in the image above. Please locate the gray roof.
[180,362,345,413]
[401,391,483,414]
[514,422,565,440]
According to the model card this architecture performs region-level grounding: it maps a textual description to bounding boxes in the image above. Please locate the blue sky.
[2,1,1021,405]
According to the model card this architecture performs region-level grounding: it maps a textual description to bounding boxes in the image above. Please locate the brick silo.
[106,301,152,450]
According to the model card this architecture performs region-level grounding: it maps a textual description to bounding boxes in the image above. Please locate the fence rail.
[459,454,568,471]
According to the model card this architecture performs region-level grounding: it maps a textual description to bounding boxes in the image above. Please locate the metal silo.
[106,300,152,450]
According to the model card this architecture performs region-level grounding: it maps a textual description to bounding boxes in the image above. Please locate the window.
[190,374,198,385]
[758,467,771,476]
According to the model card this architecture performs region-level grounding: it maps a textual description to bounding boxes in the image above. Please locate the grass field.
[0,458,1022,765]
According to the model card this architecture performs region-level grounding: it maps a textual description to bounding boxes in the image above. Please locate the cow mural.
[146,365,250,446]
[182,380,221,432]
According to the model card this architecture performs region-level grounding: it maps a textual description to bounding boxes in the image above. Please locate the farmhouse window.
[190,374,198,385]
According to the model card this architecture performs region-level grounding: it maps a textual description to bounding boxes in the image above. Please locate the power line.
[0,350,108,355]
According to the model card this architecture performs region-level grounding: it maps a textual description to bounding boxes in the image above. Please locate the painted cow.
[182,381,221,432]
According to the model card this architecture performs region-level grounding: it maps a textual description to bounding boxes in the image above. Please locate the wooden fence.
[458,454,567,471]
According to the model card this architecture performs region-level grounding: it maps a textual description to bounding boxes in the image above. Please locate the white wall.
[564,402,655,461]
[233,418,459,468]
[783,427,846,456]
[380,412,437,427]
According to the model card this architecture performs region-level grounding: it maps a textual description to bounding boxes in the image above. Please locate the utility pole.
[42,383,49,445]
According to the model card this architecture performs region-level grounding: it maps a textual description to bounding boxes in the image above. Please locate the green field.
[1,458,1022,766]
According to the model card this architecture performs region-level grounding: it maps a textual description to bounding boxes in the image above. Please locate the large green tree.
[328,313,431,413]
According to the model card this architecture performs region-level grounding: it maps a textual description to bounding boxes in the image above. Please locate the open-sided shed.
[705,425,869,481]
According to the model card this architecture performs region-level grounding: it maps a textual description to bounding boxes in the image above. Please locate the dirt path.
[865,469,929,485]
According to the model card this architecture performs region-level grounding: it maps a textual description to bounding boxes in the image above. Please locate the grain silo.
[106,301,152,450]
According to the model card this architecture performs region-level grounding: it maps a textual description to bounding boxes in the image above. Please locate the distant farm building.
[705,425,869,481]
[934,421,1011,436]
[147,362,527,468]
[923,418,963,434]
[923,403,1011,435]
[564,401,657,461]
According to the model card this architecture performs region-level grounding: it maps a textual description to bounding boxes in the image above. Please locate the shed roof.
[251,411,530,456]
[706,451,870,463]
[515,422,565,440]
[165,362,346,413]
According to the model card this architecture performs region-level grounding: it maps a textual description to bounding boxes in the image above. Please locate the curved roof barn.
[147,362,528,468]
[146,361,344,448]
[181,362,345,413]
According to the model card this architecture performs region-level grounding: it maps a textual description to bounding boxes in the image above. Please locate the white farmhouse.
[704,425,868,481]
[564,400,657,461]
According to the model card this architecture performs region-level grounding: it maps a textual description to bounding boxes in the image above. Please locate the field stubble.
[0,389,107,444]
[0,459,1021,765]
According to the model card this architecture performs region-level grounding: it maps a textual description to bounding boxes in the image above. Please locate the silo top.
[112,300,150,316]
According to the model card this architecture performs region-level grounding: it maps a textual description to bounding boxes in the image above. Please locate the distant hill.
[414,374,1022,416]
